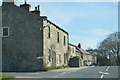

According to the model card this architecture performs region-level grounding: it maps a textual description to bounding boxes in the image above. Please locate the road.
[2,66,119,79]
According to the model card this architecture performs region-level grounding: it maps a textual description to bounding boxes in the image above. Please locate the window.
[48,49,51,62]
[64,36,66,46]
[52,57,54,64]
[2,27,9,37]
[57,32,60,43]
[64,54,66,64]
[73,48,74,53]
[81,54,83,59]
[57,54,61,63]
[48,27,50,38]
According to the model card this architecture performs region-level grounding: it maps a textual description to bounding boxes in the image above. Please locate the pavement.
[2,66,119,79]
[3,66,88,78]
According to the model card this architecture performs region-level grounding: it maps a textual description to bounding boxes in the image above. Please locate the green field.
[0,75,15,80]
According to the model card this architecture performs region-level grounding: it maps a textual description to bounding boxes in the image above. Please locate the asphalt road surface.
[2,66,119,79]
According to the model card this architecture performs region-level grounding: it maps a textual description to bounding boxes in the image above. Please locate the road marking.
[99,71,108,74]
[100,74,104,78]
[106,66,110,71]
[99,71,109,78]
[100,66,110,78]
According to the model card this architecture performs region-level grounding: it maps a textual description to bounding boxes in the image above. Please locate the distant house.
[68,43,93,67]
[1,0,69,71]
[86,49,97,65]
[76,46,92,66]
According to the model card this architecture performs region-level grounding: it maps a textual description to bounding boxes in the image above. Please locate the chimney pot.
[38,5,40,11]
[35,7,37,11]
[78,43,81,48]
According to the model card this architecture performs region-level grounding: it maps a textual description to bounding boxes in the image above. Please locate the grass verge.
[0,75,15,80]
[45,66,70,71]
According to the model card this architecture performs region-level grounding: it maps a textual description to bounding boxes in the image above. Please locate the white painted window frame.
[2,27,9,37]
[57,54,61,63]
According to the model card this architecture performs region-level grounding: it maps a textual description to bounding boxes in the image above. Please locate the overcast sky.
[0,0,118,49]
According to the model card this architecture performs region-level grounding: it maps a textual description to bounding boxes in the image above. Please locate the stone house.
[1,0,68,72]
[43,18,69,68]
[68,43,93,66]
[68,43,84,67]
[68,43,77,59]
[76,46,93,66]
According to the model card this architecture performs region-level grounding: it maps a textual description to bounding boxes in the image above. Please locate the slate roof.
[42,17,69,35]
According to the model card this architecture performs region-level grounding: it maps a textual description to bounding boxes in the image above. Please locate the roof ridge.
[76,46,91,55]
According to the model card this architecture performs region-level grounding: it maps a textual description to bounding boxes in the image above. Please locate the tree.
[97,32,120,66]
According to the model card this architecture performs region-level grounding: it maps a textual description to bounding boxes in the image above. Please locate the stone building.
[68,43,83,67]
[76,45,92,66]
[68,44,77,59]
[1,0,68,71]
[68,43,93,67]
[43,18,69,68]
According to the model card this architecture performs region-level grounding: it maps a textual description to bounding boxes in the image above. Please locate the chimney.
[31,5,40,16]
[35,7,37,11]
[20,0,31,11]
[78,43,81,48]
[3,0,16,5]
[38,5,40,11]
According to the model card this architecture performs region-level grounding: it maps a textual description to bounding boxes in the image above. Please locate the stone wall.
[68,57,80,67]
[43,20,69,68]
[2,3,44,71]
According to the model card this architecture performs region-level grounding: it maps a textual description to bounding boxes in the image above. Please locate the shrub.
[45,66,69,71]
